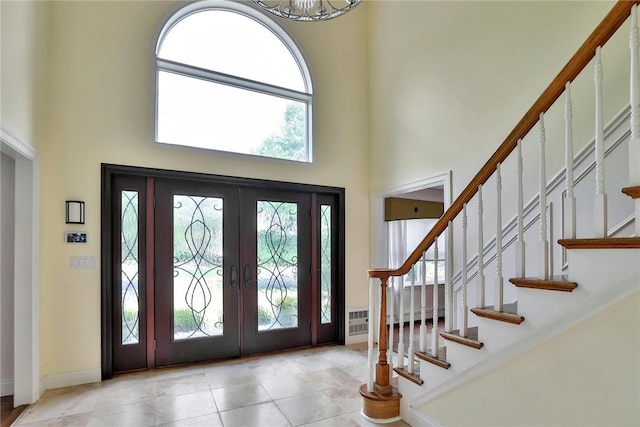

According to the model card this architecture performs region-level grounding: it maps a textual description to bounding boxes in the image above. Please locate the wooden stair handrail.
[369,0,639,281]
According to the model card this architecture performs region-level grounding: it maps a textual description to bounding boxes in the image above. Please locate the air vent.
[348,308,368,336]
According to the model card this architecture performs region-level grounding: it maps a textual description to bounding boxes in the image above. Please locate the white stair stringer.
[394,247,640,426]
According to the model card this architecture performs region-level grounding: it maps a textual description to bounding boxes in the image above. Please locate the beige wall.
[36,1,370,377]
[367,1,627,197]
[0,0,50,147]
[418,290,640,426]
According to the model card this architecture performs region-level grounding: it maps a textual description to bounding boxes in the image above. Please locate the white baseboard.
[43,368,101,391]
[346,333,368,345]
[1,379,14,397]
[360,409,402,424]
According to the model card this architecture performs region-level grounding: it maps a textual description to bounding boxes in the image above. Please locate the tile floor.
[12,344,409,427]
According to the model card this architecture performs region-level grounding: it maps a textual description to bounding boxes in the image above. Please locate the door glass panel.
[320,205,332,324]
[121,191,140,345]
[256,201,298,330]
[173,195,224,340]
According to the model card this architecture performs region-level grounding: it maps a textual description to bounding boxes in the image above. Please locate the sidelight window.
[121,190,140,345]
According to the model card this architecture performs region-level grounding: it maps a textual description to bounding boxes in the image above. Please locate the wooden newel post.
[374,276,392,395]
[362,270,400,421]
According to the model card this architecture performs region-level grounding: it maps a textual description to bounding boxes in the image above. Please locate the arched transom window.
[155,0,313,162]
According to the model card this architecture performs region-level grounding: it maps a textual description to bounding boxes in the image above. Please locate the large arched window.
[155,0,313,162]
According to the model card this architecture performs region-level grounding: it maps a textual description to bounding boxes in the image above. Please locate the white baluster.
[367,279,375,392]
[431,239,440,358]
[397,276,405,369]
[477,184,485,308]
[420,251,427,353]
[445,221,454,333]
[495,164,504,312]
[387,280,394,382]
[460,204,468,337]
[629,5,640,235]
[564,82,577,240]
[516,139,526,278]
[539,113,549,279]
[407,271,416,374]
[594,46,608,238]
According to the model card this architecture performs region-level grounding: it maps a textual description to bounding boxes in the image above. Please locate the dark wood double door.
[102,165,344,377]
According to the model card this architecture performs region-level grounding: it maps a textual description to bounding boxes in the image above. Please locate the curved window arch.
[155,0,313,162]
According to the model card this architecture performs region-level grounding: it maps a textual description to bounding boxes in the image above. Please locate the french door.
[102,165,344,377]
[239,189,312,355]
[154,181,312,365]
[154,180,242,366]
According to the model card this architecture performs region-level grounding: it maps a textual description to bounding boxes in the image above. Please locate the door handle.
[230,264,237,288]
[244,264,257,287]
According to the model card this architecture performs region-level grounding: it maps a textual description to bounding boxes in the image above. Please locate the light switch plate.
[70,256,96,269]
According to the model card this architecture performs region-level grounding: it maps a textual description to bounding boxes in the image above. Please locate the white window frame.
[154,0,314,161]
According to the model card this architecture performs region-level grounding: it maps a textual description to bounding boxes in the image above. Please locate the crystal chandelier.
[251,0,362,22]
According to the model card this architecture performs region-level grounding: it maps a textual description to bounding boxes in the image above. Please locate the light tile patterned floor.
[12,344,409,427]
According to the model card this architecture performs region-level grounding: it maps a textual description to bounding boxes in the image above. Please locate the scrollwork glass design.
[173,195,224,340]
[320,205,332,324]
[257,201,298,330]
[121,191,139,345]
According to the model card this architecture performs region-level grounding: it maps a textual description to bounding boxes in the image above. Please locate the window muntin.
[155,1,313,162]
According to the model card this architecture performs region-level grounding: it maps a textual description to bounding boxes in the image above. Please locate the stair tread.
[393,366,423,385]
[558,237,640,249]
[416,347,451,369]
[622,186,640,199]
[471,302,525,325]
[509,275,578,292]
[440,327,484,349]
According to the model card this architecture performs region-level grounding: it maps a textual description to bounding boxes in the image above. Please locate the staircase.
[360,2,640,426]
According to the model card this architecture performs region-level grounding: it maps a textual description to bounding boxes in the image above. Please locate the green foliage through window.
[254,103,307,161]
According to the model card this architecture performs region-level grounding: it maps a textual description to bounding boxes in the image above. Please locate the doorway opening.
[369,172,452,335]
[0,130,39,406]
[370,171,452,269]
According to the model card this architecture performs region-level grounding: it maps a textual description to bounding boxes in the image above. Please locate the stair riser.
[475,317,533,352]
[567,249,640,294]
[630,138,640,186]
[635,199,640,236]
[516,287,584,327]
[396,376,424,421]
[418,359,455,391]
[442,341,487,372]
